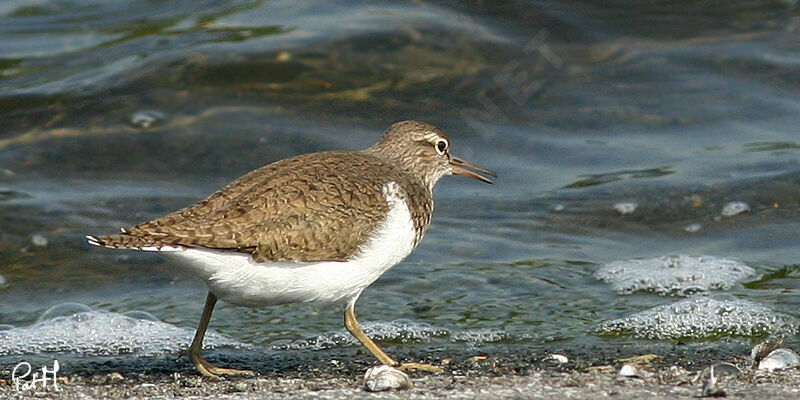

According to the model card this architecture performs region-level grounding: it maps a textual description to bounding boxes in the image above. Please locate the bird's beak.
[449,156,496,184]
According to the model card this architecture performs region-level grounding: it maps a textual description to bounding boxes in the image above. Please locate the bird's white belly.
[161,182,418,307]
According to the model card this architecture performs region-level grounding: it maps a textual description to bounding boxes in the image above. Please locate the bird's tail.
[86,232,185,252]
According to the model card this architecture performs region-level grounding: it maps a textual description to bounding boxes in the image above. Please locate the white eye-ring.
[435,139,448,155]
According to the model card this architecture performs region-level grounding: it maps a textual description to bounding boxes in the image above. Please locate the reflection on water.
[1,0,800,369]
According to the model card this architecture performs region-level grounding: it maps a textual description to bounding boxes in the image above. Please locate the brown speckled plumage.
[89,121,462,263]
[95,151,432,262]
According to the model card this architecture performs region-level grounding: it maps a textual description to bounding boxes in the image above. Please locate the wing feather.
[90,151,425,263]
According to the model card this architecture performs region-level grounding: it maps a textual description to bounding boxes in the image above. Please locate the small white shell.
[618,363,641,377]
[548,354,568,363]
[758,348,800,371]
[721,201,750,217]
[364,365,412,392]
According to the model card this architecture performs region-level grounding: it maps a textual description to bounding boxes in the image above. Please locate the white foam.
[595,255,756,296]
[451,328,509,343]
[0,303,249,356]
[274,319,449,351]
[594,296,797,340]
[273,320,513,351]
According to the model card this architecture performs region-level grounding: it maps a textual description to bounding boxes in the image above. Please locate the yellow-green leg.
[187,292,254,378]
[344,302,443,373]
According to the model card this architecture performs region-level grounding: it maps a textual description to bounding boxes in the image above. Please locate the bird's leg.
[343,303,443,373]
[186,292,254,378]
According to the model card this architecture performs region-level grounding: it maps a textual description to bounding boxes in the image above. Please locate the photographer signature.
[11,360,59,391]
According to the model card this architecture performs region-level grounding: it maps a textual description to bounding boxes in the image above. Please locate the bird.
[87,120,495,377]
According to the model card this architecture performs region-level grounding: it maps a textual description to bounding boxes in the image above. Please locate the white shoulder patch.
[381,180,405,204]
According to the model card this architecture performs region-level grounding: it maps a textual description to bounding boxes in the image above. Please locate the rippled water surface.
[1,1,800,373]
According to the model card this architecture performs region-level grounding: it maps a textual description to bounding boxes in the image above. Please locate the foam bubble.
[595,255,756,296]
[36,302,92,322]
[0,303,248,356]
[594,296,797,340]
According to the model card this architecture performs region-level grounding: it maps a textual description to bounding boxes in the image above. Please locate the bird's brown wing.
[92,151,400,262]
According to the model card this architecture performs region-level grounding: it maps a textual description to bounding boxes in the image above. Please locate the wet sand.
[3,354,799,399]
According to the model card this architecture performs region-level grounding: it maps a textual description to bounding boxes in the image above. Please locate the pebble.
[697,362,741,397]
[684,223,702,233]
[721,201,750,217]
[617,354,659,363]
[363,365,411,392]
[467,355,488,363]
[618,364,644,378]
[108,372,124,383]
[548,354,568,363]
[276,51,292,62]
[614,202,637,215]
[129,110,167,129]
[711,362,741,377]
[31,233,48,247]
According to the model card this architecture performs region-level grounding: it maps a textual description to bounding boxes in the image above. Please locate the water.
[1,0,800,374]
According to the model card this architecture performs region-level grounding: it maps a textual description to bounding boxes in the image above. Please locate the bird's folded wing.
[92,151,395,262]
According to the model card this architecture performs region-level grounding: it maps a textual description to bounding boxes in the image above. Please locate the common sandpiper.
[87,120,495,377]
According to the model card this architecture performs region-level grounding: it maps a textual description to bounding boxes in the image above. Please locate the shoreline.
[3,353,799,399]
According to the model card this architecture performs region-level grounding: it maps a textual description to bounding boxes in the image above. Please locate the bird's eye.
[435,139,448,155]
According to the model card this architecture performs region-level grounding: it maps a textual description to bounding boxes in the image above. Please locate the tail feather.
[86,234,186,252]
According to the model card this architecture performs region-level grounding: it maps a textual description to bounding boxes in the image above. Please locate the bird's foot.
[190,352,255,378]
[396,362,444,373]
